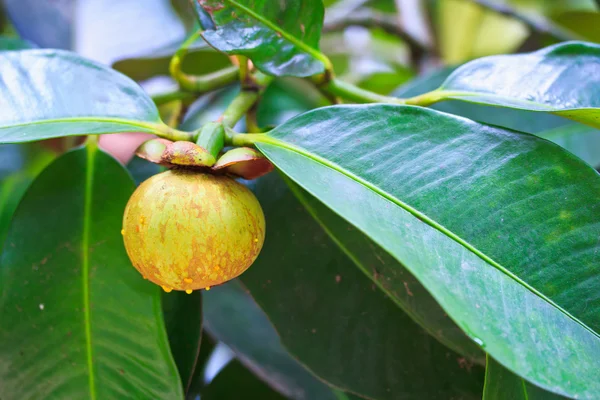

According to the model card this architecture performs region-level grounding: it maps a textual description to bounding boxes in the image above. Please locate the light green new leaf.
[194,0,327,77]
[0,50,175,144]
[483,356,568,400]
[0,145,183,399]
[413,42,600,129]
[251,104,600,398]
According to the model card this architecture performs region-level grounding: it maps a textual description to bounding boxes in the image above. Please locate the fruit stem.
[220,73,274,128]
[195,122,225,159]
[169,29,239,93]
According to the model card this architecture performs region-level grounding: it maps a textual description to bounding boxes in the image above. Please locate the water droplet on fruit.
[162,285,172,293]
[472,337,485,347]
[121,229,125,235]
[185,289,193,294]
[205,286,211,291]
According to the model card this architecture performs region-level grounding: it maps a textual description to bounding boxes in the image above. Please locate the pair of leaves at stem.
[2,39,600,398]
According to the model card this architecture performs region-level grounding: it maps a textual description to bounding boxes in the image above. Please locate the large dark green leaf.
[0,50,173,143]
[234,173,484,400]
[202,360,287,400]
[538,123,600,168]
[413,42,600,129]
[483,356,567,400]
[287,176,484,363]
[0,145,55,245]
[396,67,600,168]
[0,144,182,398]
[203,279,342,400]
[194,0,327,77]
[252,105,600,398]
[163,291,203,394]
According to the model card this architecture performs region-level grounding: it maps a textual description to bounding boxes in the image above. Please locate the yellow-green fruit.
[122,169,265,292]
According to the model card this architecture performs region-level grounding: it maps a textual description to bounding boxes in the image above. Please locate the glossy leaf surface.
[427,42,600,129]
[285,176,484,363]
[396,67,600,167]
[203,279,341,400]
[0,146,182,398]
[195,0,326,77]
[236,174,484,400]
[256,105,600,398]
[483,356,567,400]
[0,50,162,143]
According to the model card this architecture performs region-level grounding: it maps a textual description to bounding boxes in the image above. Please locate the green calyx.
[195,122,225,161]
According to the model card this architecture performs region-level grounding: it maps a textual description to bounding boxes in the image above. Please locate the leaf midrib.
[436,89,599,112]
[83,141,97,400]
[0,117,162,134]
[256,135,600,342]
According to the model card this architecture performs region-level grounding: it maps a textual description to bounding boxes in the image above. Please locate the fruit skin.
[122,169,265,291]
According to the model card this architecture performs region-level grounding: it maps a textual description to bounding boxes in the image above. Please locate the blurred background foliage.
[1,0,599,398]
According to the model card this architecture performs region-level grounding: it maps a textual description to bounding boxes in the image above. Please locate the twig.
[468,0,580,42]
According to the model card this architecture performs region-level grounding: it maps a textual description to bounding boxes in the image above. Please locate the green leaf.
[0,145,183,399]
[397,67,600,168]
[483,356,568,400]
[0,50,167,144]
[253,104,600,398]
[287,176,485,362]
[162,291,203,394]
[203,279,342,400]
[194,0,327,77]
[0,144,55,245]
[112,39,230,82]
[421,42,600,129]
[235,173,484,400]
[537,123,600,168]
[185,330,217,397]
[202,360,287,400]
